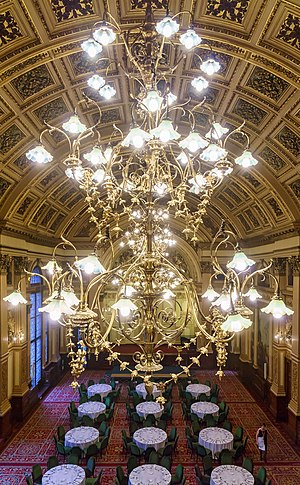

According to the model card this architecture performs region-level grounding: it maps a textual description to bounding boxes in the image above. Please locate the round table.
[87,383,112,400]
[191,402,219,419]
[65,426,99,451]
[136,383,161,400]
[199,427,233,458]
[136,402,163,420]
[42,464,85,485]
[129,464,171,485]
[133,427,167,451]
[210,465,254,485]
[78,401,106,419]
[186,383,210,398]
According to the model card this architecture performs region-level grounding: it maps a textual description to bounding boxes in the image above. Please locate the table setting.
[136,383,161,399]
[77,401,106,419]
[186,383,210,398]
[210,464,254,485]
[133,427,167,451]
[64,426,99,451]
[87,383,112,400]
[191,401,219,419]
[199,427,233,458]
[129,464,171,485]
[42,464,86,485]
[136,401,163,419]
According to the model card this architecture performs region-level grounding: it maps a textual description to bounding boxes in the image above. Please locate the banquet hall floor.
[0,370,299,484]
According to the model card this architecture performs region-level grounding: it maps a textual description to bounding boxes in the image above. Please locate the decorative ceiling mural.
[0,0,299,246]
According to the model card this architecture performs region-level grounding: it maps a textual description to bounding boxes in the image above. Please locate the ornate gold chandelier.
[4,1,293,390]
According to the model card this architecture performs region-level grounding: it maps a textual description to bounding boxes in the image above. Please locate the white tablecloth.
[136,383,161,400]
[129,464,171,485]
[136,402,163,419]
[210,465,254,485]
[199,427,233,458]
[65,426,99,451]
[191,402,219,419]
[133,427,167,451]
[42,464,86,485]
[87,383,112,400]
[78,401,106,419]
[186,383,210,398]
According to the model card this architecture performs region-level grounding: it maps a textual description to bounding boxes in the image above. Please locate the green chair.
[79,394,88,404]
[54,435,71,459]
[57,425,66,442]
[86,470,103,485]
[32,464,43,484]
[203,455,213,476]
[116,465,128,485]
[97,436,108,457]
[47,455,59,469]
[98,420,108,436]
[86,444,99,461]
[127,455,139,473]
[67,454,80,465]
[204,380,211,387]
[234,426,244,443]
[232,443,244,462]
[70,400,78,412]
[171,464,183,484]
[80,383,87,392]
[160,455,172,471]
[158,443,173,458]
[210,396,218,404]
[199,393,207,402]
[192,378,199,384]
[256,467,266,484]
[129,442,144,460]
[132,412,143,425]
[218,411,226,425]
[82,415,94,427]
[223,421,232,432]
[194,464,210,485]
[25,475,33,485]
[70,446,82,460]
[90,394,101,402]
[85,456,96,478]
[149,450,160,464]
[220,448,233,465]
[242,457,253,473]
[192,420,201,435]
[205,415,217,427]
[88,379,95,387]
[157,420,167,430]
[168,427,177,443]
[193,444,211,460]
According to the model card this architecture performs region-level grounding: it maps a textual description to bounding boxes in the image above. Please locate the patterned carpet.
[0,369,300,484]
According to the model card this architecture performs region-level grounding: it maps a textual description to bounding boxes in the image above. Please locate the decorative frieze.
[200,262,212,273]
[0,125,25,155]
[0,255,11,272]
[277,14,300,51]
[276,127,300,157]
[247,66,290,101]
[13,256,29,273]
[51,0,94,22]
[11,66,54,99]
[289,256,300,276]
[232,98,267,125]
[0,11,22,47]
[273,257,287,276]
[206,0,250,24]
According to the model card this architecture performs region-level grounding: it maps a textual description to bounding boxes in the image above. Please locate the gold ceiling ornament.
[3,1,293,391]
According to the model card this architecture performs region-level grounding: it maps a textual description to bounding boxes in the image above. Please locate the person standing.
[256,423,268,461]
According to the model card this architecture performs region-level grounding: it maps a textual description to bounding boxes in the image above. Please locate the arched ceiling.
[0,0,299,247]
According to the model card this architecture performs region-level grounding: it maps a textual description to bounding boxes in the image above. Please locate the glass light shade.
[99,84,116,100]
[81,38,103,57]
[200,144,227,162]
[103,146,113,162]
[179,132,209,153]
[213,292,231,311]
[39,297,75,321]
[65,166,84,181]
[243,286,262,301]
[121,127,152,148]
[167,92,177,105]
[221,313,252,332]
[62,115,87,134]
[200,58,221,75]
[75,254,105,274]
[42,259,62,274]
[87,74,105,90]
[189,174,206,194]
[151,119,180,142]
[3,290,27,306]
[111,297,138,317]
[227,251,255,271]
[235,150,258,167]
[93,25,116,46]
[156,16,179,38]
[202,285,220,302]
[141,90,163,113]
[84,146,106,165]
[162,289,175,299]
[206,122,229,140]
[122,285,136,297]
[92,168,105,184]
[180,29,202,49]
[177,151,189,165]
[191,76,209,93]
[47,289,80,308]
[154,182,168,195]
[261,296,294,319]
[26,145,53,164]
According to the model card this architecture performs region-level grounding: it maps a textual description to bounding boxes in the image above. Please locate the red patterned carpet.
[0,370,300,484]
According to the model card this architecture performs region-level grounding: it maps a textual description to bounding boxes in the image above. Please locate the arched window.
[29,266,45,388]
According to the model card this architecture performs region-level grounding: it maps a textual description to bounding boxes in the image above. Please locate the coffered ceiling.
[0,0,299,247]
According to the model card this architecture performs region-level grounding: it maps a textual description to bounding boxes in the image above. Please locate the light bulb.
[87,75,105,90]
[81,38,103,57]
[200,59,221,76]
[26,145,53,164]
[84,262,95,274]
[50,311,61,321]
[99,84,116,100]
[180,29,202,49]
[132,135,144,148]
[120,306,131,317]
[93,25,116,46]
[156,17,179,38]
[160,129,171,143]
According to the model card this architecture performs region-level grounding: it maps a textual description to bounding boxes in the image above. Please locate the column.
[268,258,287,418]
[10,257,30,422]
[253,307,259,369]
[0,255,12,437]
[288,257,300,442]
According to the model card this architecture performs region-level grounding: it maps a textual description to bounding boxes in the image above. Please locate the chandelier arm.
[24,269,52,295]
[240,261,275,294]
[223,121,246,147]
[44,123,72,152]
